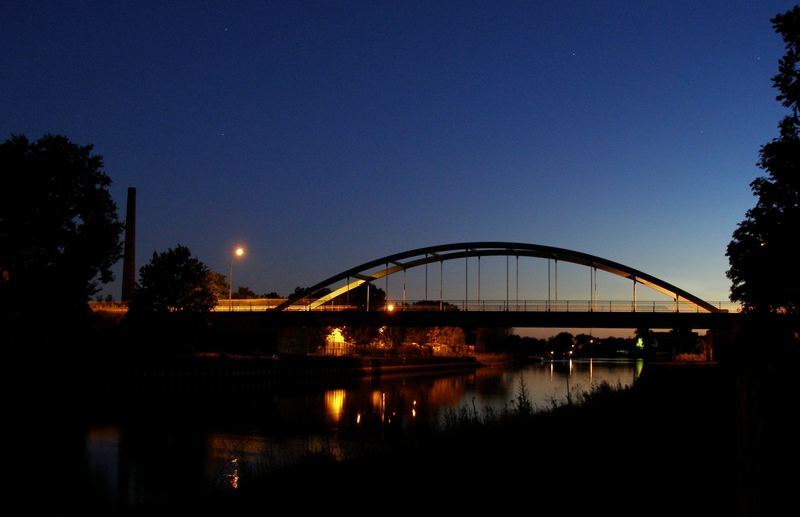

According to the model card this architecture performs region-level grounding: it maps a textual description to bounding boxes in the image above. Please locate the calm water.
[81,359,641,508]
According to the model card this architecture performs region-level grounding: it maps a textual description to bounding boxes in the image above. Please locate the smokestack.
[121,187,136,302]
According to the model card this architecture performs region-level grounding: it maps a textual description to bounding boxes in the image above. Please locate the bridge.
[226,242,741,329]
[255,308,737,330]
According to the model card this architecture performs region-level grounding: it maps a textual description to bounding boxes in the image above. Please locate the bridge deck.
[246,310,742,328]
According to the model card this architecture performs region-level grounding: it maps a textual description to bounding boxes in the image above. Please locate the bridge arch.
[274,242,721,313]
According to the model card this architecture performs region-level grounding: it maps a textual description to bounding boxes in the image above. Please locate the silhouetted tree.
[291,286,332,299]
[0,134,122,326]
[207,271,228,301]
[332,284,385,309]
[261,291,281,298]
[727,6,800,313]
[411,299,460,311]
[130,245,215,313]
[474,326,510,350]
[232,286,257,299]
[547,332,574,357]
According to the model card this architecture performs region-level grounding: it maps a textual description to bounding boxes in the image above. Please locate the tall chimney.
[121,187,136,302]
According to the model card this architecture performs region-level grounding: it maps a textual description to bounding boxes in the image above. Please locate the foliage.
[207,271,228,301]
[547,331,574,356]
[232,285,258,299]
[129,245,215,313]
[425,326,466,349]
[291,286,332,300]
[727,6,800,313]
[342,325,379,350]
[512,375,533,417]
[331,284,385,309]
[410,299,460,311]
[0,134,122,319]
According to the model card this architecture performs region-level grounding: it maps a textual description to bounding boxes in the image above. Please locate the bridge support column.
[547,259,551,312]
[425,254,428,300]
[465,251,469,311]
[439,260,443,311]
[403,269,406,306]
[516,255,519,309]
[505,255,509,311]
[555,259,558,310]
[478,256,481,308]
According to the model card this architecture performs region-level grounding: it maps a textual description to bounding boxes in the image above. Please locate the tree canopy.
[206,271,228,301]
[727,6,800,313]
[130,245,215,313]
[232,286,258,299]
[0,134,122,320]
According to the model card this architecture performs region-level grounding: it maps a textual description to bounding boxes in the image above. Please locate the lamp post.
[229,246,245,304]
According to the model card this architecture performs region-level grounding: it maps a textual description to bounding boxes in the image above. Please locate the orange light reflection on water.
[229,457,239,490]
[325,389,346,424]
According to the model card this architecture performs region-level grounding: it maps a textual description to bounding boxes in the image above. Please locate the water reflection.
[227,457,239,490]
[86,426,120,506]
[324,389,346,425]
[207,433,267,492]
[83,360,640,507]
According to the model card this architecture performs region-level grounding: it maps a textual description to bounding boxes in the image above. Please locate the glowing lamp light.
[228,245,246,303]
[386,303,395,312]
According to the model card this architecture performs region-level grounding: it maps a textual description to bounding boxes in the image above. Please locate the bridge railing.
[260,299,741,313]
[388,299,740,313]
[96,298,741,314]
[213,298,285,312]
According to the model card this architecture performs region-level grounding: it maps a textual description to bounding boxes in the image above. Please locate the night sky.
[2,1,796,303]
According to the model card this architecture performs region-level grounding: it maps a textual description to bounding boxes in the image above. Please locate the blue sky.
[2,1,796,304]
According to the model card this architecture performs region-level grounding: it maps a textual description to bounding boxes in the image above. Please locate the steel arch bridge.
[274,242,722,313]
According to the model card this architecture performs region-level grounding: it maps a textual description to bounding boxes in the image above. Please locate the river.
[79,358,641,509]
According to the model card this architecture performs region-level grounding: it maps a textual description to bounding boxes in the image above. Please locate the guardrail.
[249,299,742,314]
[91,298,741,314]
[213,299,282,312]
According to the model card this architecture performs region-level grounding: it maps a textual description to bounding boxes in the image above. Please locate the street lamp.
[229,246,245,303]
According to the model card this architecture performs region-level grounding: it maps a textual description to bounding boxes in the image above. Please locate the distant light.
[387,303,395,312]
[234,246,245,257]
